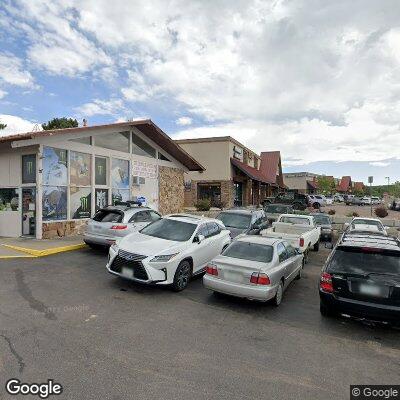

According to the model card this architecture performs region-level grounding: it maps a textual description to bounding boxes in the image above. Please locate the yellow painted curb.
[0,255,36,259]
[2,243,87,257]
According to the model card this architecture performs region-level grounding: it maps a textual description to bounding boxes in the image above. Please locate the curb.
[1,243,87,258]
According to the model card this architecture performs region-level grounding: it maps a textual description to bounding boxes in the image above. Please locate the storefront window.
[42,186,67,221]
[70,187,91,219]
[43,147,68,185]
[70,151,91,186]
[95,157,107,186]
[22,154,36,183]
[198,184,221,207]
[132,133,156,158]
[95,132,130,153]
[111,158,129,189]
[0,188,19,211]
[95,188,109,211]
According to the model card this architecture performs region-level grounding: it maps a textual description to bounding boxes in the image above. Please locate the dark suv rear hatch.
[326,246,400,306]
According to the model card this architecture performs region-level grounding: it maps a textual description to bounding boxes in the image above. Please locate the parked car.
[107,214,231,291]
[345,196,364,206]
[203,236,303,305]
[264,203,294,224]
[262,214,321,262]
[216,208,267,238]
[319,232,400,326]
[262,192,308,211]
[324,195,334,205]
[310,213,333,242]
[371,196,381,205]
[84,202,161,248]
[307,195,326,209]
[344,217,387,236]
[334,194,344,202]
[361,196,372,205]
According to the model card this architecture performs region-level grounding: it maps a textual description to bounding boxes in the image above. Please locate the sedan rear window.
[327,247,400,275]
[223,241,273,263]
[140,219,196,242]
[216,212,251,230]
[93,210,123,223]
[265,205,288,213]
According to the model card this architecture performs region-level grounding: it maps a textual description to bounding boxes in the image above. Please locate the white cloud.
[76,98,125,117]
[176,117,192,126]
[370,161,391,167]
[3,0,400,171]
[0,114,38,137]
[0,90,7,99]
[0,53,36,88]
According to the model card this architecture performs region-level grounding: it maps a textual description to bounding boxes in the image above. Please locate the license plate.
[223,271,241,283]
[122,267,133,278]
[358,283,388,298]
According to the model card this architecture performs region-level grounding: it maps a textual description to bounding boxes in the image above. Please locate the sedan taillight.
[299,237,304,247]
[111,225,127,230]
[320,272,333,293]
[250,272,271,285]
[206,265,218,276]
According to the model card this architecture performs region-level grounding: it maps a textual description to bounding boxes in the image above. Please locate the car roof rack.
[113,201,142,208]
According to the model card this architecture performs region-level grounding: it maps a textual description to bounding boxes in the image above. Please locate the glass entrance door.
[22,187,36,236]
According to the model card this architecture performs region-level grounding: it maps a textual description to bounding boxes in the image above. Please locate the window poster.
[111,158,129,189]
[70,187,92,219]
[43,147,68,185]
[95,189,109,211]
[42,186,67,221]
[70,151,91,186]
[112,189,130,205]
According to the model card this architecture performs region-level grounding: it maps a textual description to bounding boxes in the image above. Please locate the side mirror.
[193,234,205,244]
[325,242,333,249]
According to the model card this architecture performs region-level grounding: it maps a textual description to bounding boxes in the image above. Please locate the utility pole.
[385,176,390,193]
[368,176,373,216]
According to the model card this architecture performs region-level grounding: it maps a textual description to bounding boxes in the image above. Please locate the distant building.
[176,137,285,207]
[283,172,320,194]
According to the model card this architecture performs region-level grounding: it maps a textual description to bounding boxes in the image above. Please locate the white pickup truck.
[261,214,321,262]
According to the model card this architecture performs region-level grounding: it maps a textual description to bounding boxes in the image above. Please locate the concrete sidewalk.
[0,235,87,259]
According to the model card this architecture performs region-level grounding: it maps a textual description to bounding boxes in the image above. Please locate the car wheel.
[313,241,320,252]
[320,302,336,317]
[171,260,192,292]
[272,281,284,306]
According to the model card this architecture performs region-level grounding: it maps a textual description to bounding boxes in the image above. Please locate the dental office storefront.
[0,120,203,239]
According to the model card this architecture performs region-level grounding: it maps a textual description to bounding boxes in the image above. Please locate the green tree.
[0,122,6,130]
[42,117,78,130]
[317,176,335,194]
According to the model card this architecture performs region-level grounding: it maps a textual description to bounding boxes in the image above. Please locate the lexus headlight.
[150,253,179,262]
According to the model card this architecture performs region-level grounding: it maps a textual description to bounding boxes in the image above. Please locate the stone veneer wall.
[42,220,88,239]
[159,166,185,215]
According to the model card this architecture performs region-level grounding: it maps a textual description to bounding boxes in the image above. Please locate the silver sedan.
[203,236,304,305]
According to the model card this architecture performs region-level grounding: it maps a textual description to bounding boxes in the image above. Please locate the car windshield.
[352,219,382,229]
[312,215,331,225]
[93,210,123,223]
[280,216,310,225]
[216,212,252,229]
[140,219,196,242]
[327,247,400,275]
[266,205,288,213]
[223,241,273,263]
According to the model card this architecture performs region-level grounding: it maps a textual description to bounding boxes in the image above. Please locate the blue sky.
[1,0,400,185]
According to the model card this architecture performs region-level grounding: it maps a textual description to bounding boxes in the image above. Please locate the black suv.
[263,192,308,210]
[319,232,400,325]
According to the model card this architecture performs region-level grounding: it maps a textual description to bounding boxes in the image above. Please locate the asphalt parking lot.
[0,247,399,400]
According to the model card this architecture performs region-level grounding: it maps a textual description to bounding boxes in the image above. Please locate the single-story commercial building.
[283,172,321,194]
[0,120,203,239]
[175,136,285,208]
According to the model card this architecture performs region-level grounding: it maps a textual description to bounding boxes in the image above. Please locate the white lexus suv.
[107,214,231,291]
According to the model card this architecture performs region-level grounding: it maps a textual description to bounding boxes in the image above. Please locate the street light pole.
[385,176,390,192]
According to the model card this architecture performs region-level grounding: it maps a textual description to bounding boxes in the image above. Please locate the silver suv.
[84,202,161,248]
